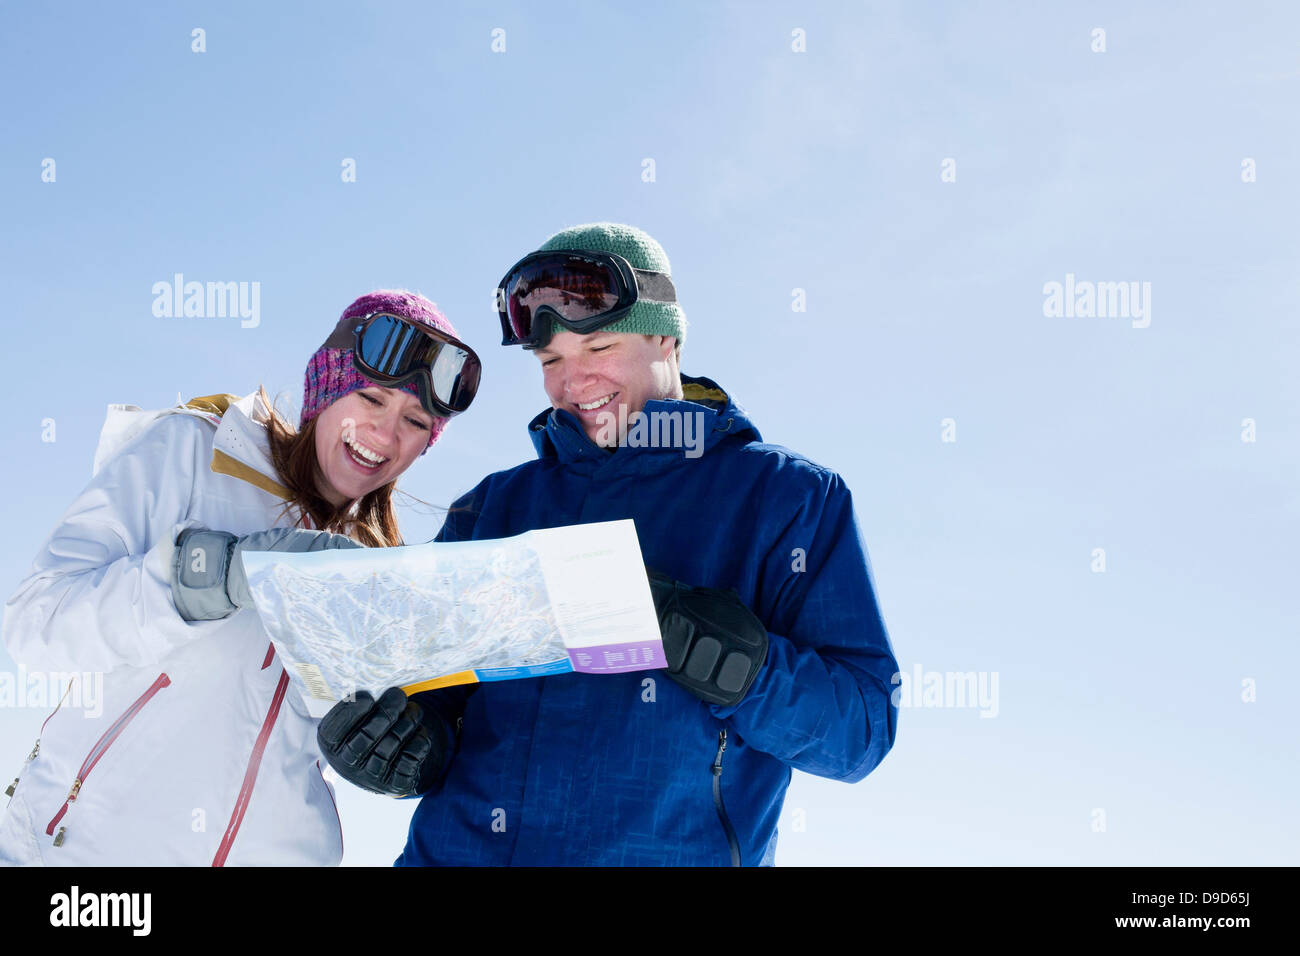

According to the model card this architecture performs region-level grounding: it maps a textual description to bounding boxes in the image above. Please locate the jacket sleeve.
[710,467,900,783]
[2,413,218,674]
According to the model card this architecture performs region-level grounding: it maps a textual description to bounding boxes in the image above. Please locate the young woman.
[0,289,481,865]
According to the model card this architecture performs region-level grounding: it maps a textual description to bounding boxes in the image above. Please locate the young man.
[318,223,900,865]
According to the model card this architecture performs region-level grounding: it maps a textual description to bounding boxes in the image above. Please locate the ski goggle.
[337,313,482,418]
[496,250,678,349]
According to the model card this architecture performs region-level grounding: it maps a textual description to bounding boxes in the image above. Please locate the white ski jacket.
[0,392,344,866]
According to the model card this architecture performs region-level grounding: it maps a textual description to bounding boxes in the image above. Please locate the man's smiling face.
[534,330,681,447]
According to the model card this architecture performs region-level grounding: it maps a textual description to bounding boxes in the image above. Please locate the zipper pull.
[5,738,42,801]
[51,779,82,848]
[712,728,728,775]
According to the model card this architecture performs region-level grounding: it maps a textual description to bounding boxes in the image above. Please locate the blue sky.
[1,0,1297,865]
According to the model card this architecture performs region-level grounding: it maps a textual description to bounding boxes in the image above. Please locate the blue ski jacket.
[397,375,899,866]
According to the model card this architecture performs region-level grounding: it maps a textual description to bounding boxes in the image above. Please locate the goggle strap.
[632,268,677,304]
[323,323,356,349]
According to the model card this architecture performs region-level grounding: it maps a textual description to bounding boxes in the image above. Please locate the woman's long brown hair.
[258,386,403,548]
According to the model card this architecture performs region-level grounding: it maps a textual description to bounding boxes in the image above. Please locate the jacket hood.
[527,374,761,469]
[93,391,275,488]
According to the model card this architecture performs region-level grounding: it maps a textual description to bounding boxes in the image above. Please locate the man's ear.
[656,334,677,359]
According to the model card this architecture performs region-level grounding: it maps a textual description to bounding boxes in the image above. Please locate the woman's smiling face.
[312,386,433,507]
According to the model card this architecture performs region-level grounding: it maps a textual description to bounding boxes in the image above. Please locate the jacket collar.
[200,392,294,500]
[527,374,761,466]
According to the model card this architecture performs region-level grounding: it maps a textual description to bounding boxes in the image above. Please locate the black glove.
[171,526,362,621]
[647,570,769,707]
[316,687,450,797]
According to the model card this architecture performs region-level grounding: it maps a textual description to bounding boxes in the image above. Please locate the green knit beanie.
[538,222,687,348]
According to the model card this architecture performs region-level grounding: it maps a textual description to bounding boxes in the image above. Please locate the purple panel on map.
[568,642,668,673]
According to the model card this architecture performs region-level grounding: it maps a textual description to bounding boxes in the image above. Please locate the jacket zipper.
[6,680,76,801]
[712,728,741,867]
[45,672,171,846]
[5,681,75,801]
[211,667,290,866]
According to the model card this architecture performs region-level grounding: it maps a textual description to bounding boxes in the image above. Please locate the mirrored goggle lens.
[358,314,480,412]
[357,315,431,377]
[431,345,480,411]
[504,256,622,342]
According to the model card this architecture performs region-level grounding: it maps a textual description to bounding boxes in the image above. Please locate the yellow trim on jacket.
[183,393,293,501]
